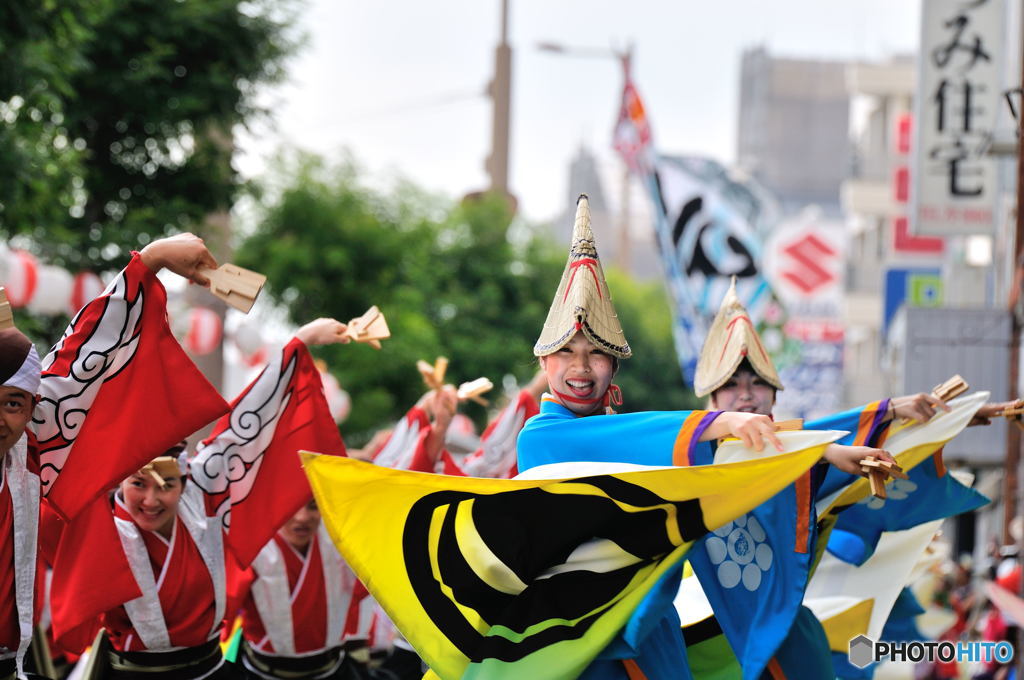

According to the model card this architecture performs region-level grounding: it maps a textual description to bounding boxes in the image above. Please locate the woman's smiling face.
[120,472,183,539]
[540,332,615,416]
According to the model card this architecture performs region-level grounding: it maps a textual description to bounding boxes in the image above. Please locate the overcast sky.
[236,0,921,225]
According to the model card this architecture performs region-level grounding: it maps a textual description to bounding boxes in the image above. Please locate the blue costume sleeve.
[827,454,989,565]
[516,400,720,472]
[805,399,891,447]
[807,399,891,500]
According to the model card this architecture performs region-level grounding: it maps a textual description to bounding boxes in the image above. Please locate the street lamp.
[537,40,635,273]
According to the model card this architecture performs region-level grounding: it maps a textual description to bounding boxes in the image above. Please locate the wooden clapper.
[200,264,267,313]
[0,288,12,331]
[416,357,494,406]
[345,306,390,349]
[864,374,966,498]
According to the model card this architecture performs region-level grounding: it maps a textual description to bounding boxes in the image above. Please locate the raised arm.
[190,318,349,565]
[34,234,229,519]
[699,411,783,452]
[138,232,219,285]
[416,385,458,472]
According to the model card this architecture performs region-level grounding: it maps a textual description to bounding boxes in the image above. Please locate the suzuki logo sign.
[764,215,846,319]
[779,234,838,295]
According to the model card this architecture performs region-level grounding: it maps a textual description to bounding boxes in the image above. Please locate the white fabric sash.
[7,434,39,679]
[250,524,352,655]
[116,484,225,650]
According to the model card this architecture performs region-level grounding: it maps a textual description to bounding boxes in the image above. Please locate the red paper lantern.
[70,272,105,315]
[4,250,38,307]
[184,307,222,356]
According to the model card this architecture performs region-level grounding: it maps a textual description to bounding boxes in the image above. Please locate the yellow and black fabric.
[301,439,829,680]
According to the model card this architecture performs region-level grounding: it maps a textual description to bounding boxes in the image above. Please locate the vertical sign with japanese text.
[913,0,1003,235]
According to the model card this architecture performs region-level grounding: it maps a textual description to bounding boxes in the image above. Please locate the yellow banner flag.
[302,438,830,680]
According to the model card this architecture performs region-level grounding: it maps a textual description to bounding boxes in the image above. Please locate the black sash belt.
[108,637,223,678]
[242,642,341,679]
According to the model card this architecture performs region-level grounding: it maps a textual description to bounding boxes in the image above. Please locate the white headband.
[3,345,40,395]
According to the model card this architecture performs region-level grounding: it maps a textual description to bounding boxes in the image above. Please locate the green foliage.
[0,0,298,269]
[238,153,697,440]
[0,2,102,239]
[237,154,564,440]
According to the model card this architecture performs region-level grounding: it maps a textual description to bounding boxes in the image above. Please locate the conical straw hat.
[534,195,631,359]
[693,279,783,397]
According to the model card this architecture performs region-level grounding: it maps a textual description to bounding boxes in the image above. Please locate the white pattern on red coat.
[372,407,431,471]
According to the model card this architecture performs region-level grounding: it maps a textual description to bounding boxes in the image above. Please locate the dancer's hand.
[703,412,783,452]
[296,318,350,346]
[140,233,218,286]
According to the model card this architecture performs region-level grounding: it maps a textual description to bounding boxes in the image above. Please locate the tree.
[236,153,564,441]
[0,0,297,270]
[0,2,103,239]
[237,152,698,441]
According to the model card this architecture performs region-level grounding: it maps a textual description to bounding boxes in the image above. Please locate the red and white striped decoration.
[4,250,39,308]
[184,307,223,356]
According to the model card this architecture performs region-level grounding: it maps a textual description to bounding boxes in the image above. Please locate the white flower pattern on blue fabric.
[859,478,918,510]
[705,514,773,591]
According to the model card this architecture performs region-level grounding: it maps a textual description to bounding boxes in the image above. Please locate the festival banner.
[613,75,781,384]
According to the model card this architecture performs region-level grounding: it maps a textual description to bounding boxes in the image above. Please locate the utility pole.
[1008,15,1024,548]
[1011,10,1024,668]
[487,0,512,200]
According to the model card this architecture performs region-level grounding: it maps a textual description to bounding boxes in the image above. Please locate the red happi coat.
[371,405,433,472]
[48,337,344,654]
[374,391,539,479]
[100,492,225,652]
[0,471,18,656]
[194,337,347,566]
[238,526,357,656]
[10,253,229,672]
[371,404,473,476]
